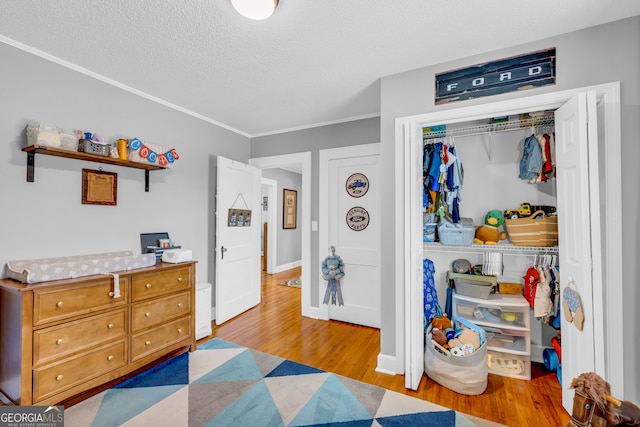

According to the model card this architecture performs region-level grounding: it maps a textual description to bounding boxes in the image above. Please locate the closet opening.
[397,83,623,414]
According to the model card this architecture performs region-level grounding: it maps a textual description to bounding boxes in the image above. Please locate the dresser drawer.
[33,277,128,326]
[131,292,191,332]
[33,309,128,366]
[33,339,127,402]
[131,267,191,302]
[131,316,191,362]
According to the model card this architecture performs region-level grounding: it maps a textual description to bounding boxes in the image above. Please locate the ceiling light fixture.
[231,0,279,20]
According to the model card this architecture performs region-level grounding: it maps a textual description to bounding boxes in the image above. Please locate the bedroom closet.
[421,111,560,381]
[398,84,623,413]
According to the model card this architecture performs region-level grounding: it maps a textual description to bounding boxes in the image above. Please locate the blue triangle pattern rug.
[64,338,498,427]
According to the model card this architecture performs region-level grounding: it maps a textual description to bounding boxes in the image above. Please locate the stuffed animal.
[474,210,507,245]
[448,328,481,356]
[431,313,453,331]
[431,328,448,348]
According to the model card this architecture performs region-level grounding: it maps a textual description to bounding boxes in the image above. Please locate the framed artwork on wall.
[82,168,117,205]
[283,189,297,229]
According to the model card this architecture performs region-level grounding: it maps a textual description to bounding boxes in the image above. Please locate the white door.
[319,144,381,328]
[555,91,603,411]
[215,156,262,324]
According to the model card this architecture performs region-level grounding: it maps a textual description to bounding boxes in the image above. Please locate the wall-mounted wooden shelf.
[22,145,166,192]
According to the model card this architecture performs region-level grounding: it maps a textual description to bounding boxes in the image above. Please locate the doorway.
[250,152,313,318]
[261,177,277,274]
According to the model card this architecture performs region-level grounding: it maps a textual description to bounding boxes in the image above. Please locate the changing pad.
[6,251,156,284]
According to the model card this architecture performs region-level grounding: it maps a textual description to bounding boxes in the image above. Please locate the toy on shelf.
[474,210,507,245]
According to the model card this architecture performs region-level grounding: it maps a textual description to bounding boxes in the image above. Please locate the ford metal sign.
[435,48,556,104]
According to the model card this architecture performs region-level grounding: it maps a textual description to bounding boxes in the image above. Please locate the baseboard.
[275,260,302,273]
[376,352,402,375]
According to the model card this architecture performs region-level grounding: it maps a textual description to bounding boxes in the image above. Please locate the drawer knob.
[108,291,115,297]
[107,355,114,361]
[178,328,183,334]
[177,277,182,283]
[56,339,63,345]
[145,312,151,318]
[107,323,114,329]
[56,374,63,381]
[145,340,151,346]
[56,301,63,308]
[145,284,151,289]
[178,303,182,308]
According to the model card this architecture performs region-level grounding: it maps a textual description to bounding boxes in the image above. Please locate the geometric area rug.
[64,338,498,426]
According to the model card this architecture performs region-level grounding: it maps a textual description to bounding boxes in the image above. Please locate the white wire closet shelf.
[422,115,555,140]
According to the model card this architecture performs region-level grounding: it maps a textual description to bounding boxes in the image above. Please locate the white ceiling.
[2,1,639,137]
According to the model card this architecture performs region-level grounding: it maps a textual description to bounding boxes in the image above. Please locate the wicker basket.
[504,210,558,247]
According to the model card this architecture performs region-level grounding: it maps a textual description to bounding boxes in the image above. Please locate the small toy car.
[504,203,556,219]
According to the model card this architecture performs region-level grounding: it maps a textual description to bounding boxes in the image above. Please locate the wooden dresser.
[0,261,197,406]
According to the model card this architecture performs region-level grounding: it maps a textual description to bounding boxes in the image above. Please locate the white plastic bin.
[196,282,212,340]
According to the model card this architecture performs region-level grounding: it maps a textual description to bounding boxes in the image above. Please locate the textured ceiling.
[1,1,640,137]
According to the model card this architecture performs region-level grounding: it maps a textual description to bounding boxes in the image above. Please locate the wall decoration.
[228,209,252,227]
[283,189,297,229]
[346,173,369,198]
[435,48,556,105]
[82,168,117,205]
[346,206,370,231]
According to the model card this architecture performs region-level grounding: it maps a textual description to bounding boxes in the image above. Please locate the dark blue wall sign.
[435,48,556,105]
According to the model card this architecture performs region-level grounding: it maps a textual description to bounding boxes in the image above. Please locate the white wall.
[0,42,251,289]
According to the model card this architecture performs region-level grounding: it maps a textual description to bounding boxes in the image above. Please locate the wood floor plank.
[211,266,571,427]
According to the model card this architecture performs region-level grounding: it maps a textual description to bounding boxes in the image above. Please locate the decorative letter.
[529,66,542,76]
[446,83,458,92]
[472,77,485,87]
[499,72,512,81]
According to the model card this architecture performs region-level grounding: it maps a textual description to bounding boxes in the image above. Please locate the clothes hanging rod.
[423,116,555,140]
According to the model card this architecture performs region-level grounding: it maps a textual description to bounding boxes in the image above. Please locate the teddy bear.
[474,209,507,245]
[431,313,452,331]
[448,328,481,356]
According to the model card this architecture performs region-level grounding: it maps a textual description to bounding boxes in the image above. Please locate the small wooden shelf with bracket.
[22,145,166,192]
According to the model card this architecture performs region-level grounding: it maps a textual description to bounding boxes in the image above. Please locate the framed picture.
[283,189,297,229]
[82,169,117,205]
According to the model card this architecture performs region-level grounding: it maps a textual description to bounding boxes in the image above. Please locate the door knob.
[221,246,228,260]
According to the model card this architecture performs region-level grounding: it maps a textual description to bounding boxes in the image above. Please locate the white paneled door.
[215,156,262,324]
[555,91,603,411]
[319,144,381,328]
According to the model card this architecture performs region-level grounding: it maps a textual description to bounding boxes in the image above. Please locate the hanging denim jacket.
[519,135,543,180]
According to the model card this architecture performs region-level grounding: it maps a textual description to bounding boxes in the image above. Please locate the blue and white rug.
[64,338,498,426]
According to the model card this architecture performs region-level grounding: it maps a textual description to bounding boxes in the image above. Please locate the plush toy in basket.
[504,204,558,247]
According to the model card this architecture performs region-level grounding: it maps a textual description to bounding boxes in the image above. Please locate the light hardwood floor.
[210,266,571,427]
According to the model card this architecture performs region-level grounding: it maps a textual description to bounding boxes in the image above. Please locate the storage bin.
[504,210,558,247]
[437,216,475,246]
[448,271,496,299]
[487,350,531,379]
[452,292,530,330]
[78,139,110,156]
[128,140,175,168]
[59,131,79,151]
[423,222,437,242]
[483,325,530,355]
[26,124,61,148]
